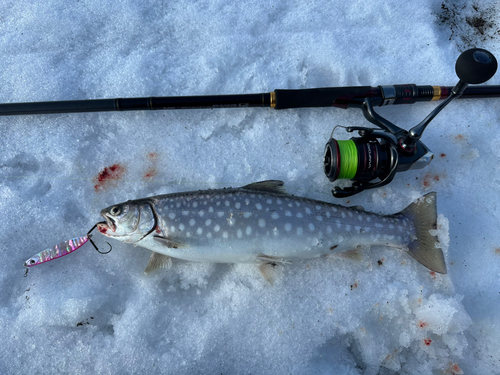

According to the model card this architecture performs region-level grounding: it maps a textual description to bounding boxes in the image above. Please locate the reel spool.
[323,48,497,198]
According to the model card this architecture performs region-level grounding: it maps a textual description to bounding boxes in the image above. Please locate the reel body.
[323,48,497,198]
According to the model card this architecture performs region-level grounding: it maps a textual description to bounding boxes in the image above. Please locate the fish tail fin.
[400,192,447,274]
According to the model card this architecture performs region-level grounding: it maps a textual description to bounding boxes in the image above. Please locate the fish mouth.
[99,213,117,233]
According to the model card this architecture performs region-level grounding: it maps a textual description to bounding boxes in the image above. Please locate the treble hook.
[87,223,112,254]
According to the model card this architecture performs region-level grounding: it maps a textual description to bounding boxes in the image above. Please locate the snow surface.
[1,0,500,374]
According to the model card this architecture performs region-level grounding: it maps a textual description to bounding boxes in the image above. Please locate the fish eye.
[110,206,122,216]
[30,259,36,265]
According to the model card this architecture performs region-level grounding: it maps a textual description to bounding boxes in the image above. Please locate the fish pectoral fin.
[256,254,290,285]
[144,252,172,274]
[242,180,287,195]
[153,235,186,249]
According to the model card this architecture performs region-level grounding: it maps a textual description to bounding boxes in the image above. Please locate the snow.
[1,0,500,374]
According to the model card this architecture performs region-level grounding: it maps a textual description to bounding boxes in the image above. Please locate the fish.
[96,180,446,283]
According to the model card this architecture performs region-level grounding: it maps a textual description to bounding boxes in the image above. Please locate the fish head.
[97,201,156,243]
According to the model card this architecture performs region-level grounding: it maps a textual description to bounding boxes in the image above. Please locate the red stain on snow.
[423,338,432,346]
[446,362,463,375]
[143,152,159,180]
[418,320,428,328]
[93,164,126,192]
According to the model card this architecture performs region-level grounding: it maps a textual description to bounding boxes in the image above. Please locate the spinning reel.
[323,48,498,197]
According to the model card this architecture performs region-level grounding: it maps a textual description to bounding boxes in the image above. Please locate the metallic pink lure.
[24,236,89,268]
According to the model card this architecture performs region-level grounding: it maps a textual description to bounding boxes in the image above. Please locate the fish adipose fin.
[144,252,172,273]
[242,180,287,194]
[400,192,447,274]
[256,254,291,285]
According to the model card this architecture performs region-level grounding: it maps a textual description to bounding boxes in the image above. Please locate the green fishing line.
[337,140,358,179]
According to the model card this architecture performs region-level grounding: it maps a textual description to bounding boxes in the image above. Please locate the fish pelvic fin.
[256,254,291,285]
[144,252,172,274]
[400,192,447,274]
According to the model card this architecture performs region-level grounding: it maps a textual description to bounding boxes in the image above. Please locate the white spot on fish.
[288,203,293,208]
[285,211,292,217]
[207,232,212,239]
[389,224,394,229]
[366,216,371,222]
[208,207,214,213]
[182,210,189,216]
[235,202,241,209]
[327,226,332,234]
[315,205,321,210]
[225,201,230,207]
[273,227,279,236]
[296,212,303,219]
[246,226,252,235]
[245,198,250,205]
[223,231,229,239]
[256,203,262,210]
[168,213,176,220]
[205,219,212,226]
[176,203,181,208]
[192,202,198,208]
[348,212,353,217]
[308,223,315,231]
[170,226,175,232]
[179,224,185,231]
[198,210,205,217]
[189,219,196,226]
[341,212,346,218]
[197,227,203,235]
[358,215,363,221]
[375,223,384,228]
[217,211,225,218]
[346,225,351,231]
[214,224,220,232]
[237,229,242,239]
[243,212,252,218]
[271,212,280,220]
[297,227,303,235]
[305,208,312,215]
[285,223,292,231]
[316,216,323,221]
[259,219,266,228]
[355,226,361,232]
[267,199,273,204]
[325,212,331,218]
[186,232,191,238]
[277,198,282,205]
[398,226,403,231]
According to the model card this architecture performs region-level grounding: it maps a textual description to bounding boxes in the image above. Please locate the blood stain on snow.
[495,248,500,255]
[144,152,159,180]
[423,338,432,346]
[418,320,428,328]
[429,271,437,279]
[93,164,125,192]
[446,362,463,375]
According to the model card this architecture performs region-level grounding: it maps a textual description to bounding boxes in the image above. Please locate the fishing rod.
[1,48,497,197]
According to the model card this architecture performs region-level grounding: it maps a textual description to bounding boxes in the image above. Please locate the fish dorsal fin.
[242,180,287,194]
[144,252,172,274]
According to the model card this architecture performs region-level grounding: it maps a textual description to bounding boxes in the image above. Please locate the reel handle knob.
[455,48,498,84]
